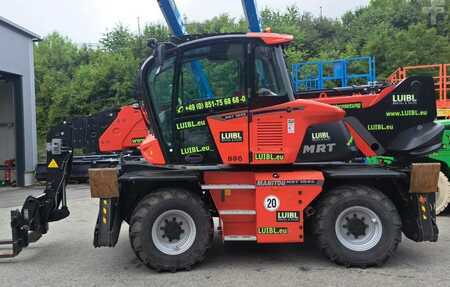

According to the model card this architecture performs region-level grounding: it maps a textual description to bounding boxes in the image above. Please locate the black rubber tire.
[129,188,213,272]
[313,185,402,267]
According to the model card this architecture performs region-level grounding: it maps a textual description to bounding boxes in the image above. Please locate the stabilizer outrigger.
[0,139,72,258]
[0,104,141,257]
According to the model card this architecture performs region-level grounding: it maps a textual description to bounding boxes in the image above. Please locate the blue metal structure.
[158,0,186,35]
[158,0,214,99]
[158,0,264,99]
[291,56,377,92]
[241,0,262,32]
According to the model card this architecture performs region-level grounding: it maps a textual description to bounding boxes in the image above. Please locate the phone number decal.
[176,95,247,114]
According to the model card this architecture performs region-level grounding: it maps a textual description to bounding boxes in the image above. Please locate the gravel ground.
[0,184,449,287]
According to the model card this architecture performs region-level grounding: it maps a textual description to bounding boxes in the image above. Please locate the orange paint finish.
[99,106,149,152]
[204,171,324,243]
[207,111,250,164]
[221,219,256,239]
[315,85,396,108]
[247,32,294,45]
[205,172,256,238]
[139,134,166,165]
[205,172,255,211]
[250,99,345,164]
[255,171,323,243]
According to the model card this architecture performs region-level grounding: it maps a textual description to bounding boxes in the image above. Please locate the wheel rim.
[335,206,383,252]
[151,209,196,255]
[436,172,450,214]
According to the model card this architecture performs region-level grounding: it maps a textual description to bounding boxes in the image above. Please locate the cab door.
[249,44,294,164]
[173,41,249,164]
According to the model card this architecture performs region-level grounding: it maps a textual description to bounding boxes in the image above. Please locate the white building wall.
[0,23,38,186]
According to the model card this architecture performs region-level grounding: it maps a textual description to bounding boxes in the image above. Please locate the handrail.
[387,63,450,107]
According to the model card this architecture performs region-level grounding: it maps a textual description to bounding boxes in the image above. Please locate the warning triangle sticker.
[48,159,59,169]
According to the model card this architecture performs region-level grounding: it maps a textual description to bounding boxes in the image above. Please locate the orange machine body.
[99,105,149,153]
[204,170,324,243]
[207,99,346,165]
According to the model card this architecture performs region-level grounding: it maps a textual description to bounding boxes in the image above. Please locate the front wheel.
[129,188,212,272]
[313,185,402,267]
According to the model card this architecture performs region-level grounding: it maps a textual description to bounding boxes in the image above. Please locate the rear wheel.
[129,188,212,271]
[436,172,450,214]
[313,185,402,267]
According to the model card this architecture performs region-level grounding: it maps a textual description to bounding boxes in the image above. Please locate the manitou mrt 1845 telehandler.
[0,32,444,271]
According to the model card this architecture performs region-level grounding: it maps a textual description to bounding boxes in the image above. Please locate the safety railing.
[291,56,376,92]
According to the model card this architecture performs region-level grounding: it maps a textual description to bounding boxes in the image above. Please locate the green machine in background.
[428,120,450,214]
[368,119,450,214]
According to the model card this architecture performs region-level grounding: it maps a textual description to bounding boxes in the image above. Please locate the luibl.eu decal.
[180,145,211,155]
[254,153,285,161]
[220,131,243,143]
[176,120,206,130]
[276,211,300,222]
[392,94,417,105]
[385,110,428,117]
[367,124,394,131]
[258,227,288,235]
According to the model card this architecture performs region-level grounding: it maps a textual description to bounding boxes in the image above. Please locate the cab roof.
[247,32,294,45]
[171,32,294,47]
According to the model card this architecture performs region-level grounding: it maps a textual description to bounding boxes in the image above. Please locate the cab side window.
[148,56,175,146]
[252,45,290,108]
[255,46,287,97]
[177,43,246,115]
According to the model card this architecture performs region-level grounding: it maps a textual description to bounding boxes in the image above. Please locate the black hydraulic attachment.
[93,198,122,248]
[0,139,73,258]
[401,193,439,242]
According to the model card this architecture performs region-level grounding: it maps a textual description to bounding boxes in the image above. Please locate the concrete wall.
[0,24,37,186]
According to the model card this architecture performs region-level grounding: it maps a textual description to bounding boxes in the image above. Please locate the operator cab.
[141,33,295,165]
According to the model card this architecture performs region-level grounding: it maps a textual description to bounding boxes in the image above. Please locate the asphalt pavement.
[0,185,449,287]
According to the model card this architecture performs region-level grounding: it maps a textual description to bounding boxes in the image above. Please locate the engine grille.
[256,120,284,148]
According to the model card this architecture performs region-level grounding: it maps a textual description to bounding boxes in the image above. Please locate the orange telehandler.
[1,32,443,272]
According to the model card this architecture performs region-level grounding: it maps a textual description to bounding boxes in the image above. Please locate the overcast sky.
[1,0,369,44]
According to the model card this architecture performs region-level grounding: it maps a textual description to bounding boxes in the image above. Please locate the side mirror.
[148,40,176,76]
[147,39,166,75]
[155,44,166,74]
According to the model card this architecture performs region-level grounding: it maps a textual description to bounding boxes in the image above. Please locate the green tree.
[34,33,82,138]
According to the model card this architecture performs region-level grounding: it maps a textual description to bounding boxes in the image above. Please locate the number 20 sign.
[264,195,280,212]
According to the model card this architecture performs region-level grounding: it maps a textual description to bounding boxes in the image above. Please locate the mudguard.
[401,193,438,242]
